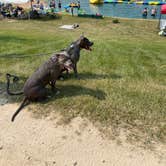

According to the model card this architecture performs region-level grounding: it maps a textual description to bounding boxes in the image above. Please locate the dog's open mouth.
[85,42,93,51]
[85,45,92,51]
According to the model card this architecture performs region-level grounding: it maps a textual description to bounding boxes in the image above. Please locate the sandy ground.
[0,104,166,166]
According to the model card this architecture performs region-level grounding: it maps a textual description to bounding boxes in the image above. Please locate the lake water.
[2,0,165,19]
[56,0,166,19]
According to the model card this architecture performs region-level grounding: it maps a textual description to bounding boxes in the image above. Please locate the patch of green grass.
[0,16,165,144]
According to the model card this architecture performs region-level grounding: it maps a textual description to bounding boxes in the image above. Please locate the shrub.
[112,18,120,24]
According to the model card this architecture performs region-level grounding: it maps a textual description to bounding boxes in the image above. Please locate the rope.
[0,51,59,58]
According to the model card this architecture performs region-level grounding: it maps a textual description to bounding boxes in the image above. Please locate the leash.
[0,51,58,58]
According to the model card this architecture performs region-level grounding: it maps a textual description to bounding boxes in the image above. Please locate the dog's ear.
[80,34,84,39]
[77,35,84,45]
[81,32,84,37]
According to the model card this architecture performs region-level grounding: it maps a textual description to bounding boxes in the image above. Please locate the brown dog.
[6,54,73,122]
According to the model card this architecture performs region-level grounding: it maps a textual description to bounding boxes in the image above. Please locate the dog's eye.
[84,38,89,42]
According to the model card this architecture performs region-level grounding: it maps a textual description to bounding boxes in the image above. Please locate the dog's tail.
[6,73,23,95]
[11,97,29,122]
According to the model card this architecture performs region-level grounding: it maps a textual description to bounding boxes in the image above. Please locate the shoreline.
[0,0,162,20]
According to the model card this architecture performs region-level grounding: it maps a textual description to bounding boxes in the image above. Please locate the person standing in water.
[142,7,148,18]
[151,7,157,18]
[58,0,61,10]
[71,6,74,16]
[78,0,80,10]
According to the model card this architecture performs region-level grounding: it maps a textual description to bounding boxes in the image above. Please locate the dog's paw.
[59,77,64,81]
[58,75,65,81]
[55,90,60,95]
[76,76,80,80]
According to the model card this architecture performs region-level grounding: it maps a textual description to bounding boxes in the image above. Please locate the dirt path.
[0,104,165,166]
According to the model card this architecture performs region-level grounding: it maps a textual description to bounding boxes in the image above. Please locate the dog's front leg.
[49,80,60,95]
[73,63,78,78]
[49,80,56,92]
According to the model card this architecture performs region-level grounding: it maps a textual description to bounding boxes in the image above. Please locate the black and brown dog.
[6,54,73,122]
[62,35,93,78]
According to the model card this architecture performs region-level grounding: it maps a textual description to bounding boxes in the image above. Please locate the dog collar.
[70,44,74,48]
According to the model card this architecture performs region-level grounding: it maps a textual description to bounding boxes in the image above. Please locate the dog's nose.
[91,42,94,46]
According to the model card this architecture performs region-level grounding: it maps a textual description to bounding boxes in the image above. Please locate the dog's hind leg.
[49,80,56,91]
[49,81,60,95]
